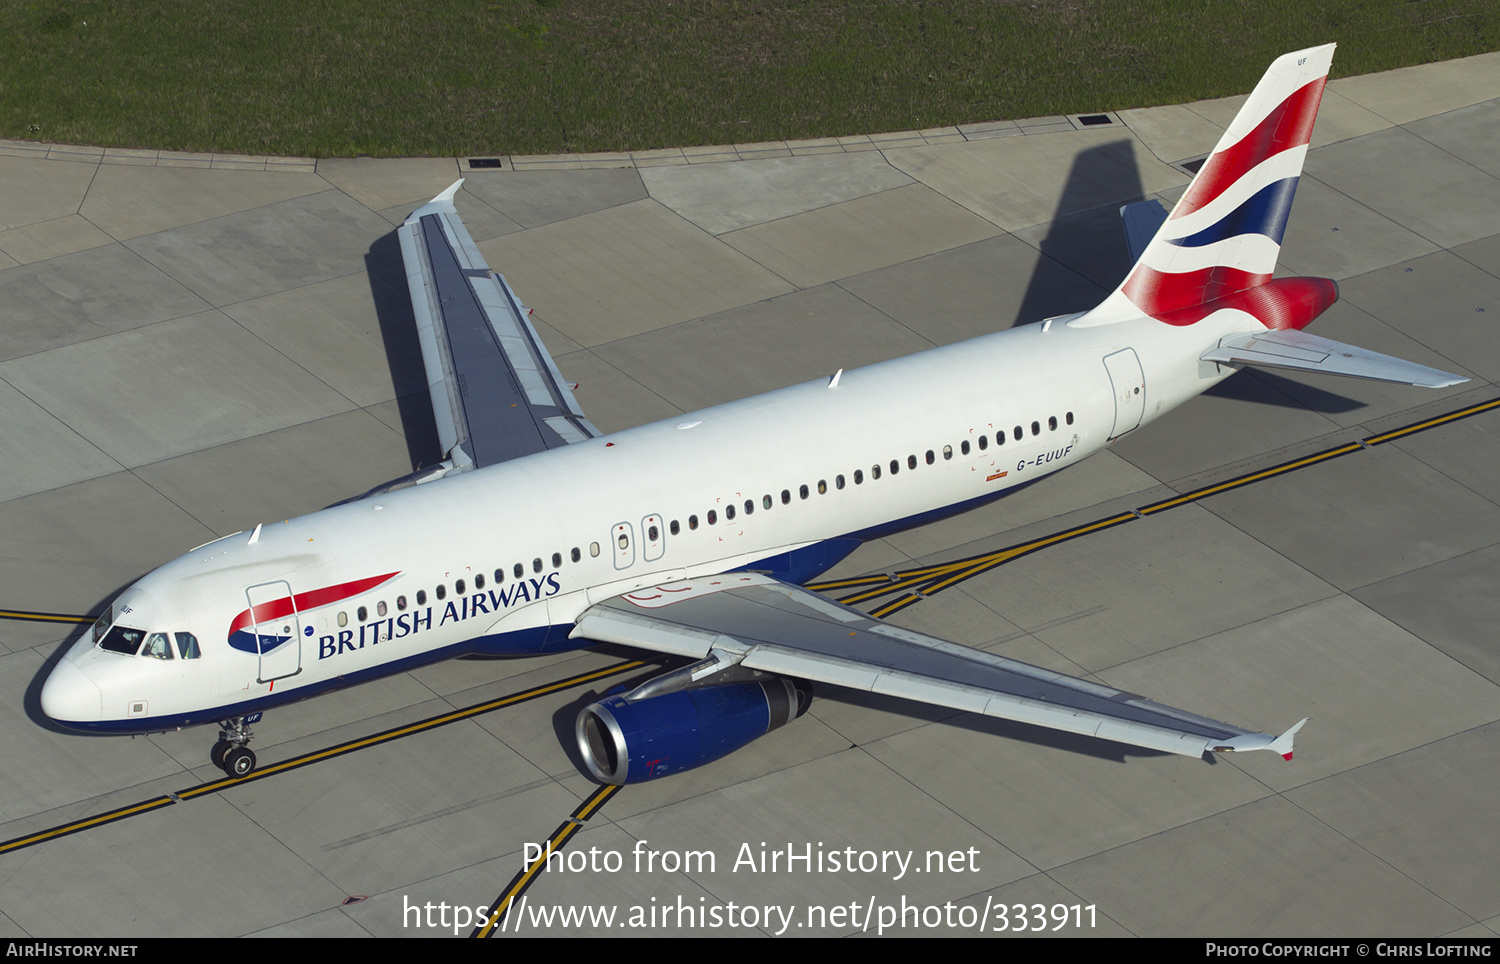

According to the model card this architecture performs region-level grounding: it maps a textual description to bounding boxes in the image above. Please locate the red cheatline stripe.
[227,572,400,635]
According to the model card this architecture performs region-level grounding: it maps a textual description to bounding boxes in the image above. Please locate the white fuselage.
[41,307,1249,733]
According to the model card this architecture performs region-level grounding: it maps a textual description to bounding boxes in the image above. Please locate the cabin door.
[1103,348,1146,439]
[245,580,304,684]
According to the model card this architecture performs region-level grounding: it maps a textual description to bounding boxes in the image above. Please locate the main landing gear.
[210,714,259,777]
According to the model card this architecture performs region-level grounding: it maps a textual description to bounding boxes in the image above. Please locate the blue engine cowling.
[575,678,810,784]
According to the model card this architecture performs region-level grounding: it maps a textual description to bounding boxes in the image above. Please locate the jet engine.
[576,670,810,785]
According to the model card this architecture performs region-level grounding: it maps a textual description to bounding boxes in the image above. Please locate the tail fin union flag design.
[1123,48,1336,329]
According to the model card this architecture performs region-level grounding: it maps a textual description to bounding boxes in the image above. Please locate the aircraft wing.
[1201,328,1468,388]
[572,572,1304,760]
[398,181,600,472]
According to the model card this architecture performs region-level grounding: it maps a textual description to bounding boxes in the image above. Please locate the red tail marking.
[1175,79,1327,219]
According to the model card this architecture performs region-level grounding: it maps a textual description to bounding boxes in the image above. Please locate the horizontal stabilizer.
[1202,329,1467,388]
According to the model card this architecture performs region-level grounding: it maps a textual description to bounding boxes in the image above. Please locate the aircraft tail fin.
[1079,44,1337,328]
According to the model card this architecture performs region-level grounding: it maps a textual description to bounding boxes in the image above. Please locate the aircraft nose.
[41,659,102,724]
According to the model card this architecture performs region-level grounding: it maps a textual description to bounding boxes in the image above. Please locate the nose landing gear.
[210,714,260,777]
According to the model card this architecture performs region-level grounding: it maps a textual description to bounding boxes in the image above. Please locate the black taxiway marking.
[0,608,95,625]
[472,783,622,938]
[0,660,645,856]
[809,395,1500,615]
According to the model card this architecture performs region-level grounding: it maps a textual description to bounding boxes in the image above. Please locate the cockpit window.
[175,633,201,659]
[90,609,113,644]
[141,633,174,660]
[99,626,146,655]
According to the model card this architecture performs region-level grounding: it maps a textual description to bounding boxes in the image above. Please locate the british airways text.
[316,573,561,659]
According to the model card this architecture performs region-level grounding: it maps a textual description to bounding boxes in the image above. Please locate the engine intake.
[576,676,810,784]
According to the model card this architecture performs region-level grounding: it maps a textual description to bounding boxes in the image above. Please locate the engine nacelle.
[576,677,810,784]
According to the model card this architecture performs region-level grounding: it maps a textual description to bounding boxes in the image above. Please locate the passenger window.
[925,450,934,465]
[978,435,988,451]
[836,475,845,489]
[854,469,863,484]
[1014,426,1023,441]
[817,480,827,494]
[943,445,952,460]
[689,515,699,530]
[1049,415,1058,431]
[552,552,562,568]
[961,440,970,455]
[726,504,736,520]
[708,510,717,525]
[455,579,465,595]
[590,542,601,557]
[762,495,771,510]
[175,632,201,659]
[781,489,791,505]
[417,591,427,605]
[143,633,173,660]
[996,431,1005,446]
[358,606,368,621]
[907,454,917,469]
[514,563,524,579]
[436,585,446,601]
[1031,421,1040,436]
[743,500,753,515]
[475,573,485,590]
[338,611,348,627]
[378,601,388,616]
[799,484,809,500]
[872,464,881,479]
[648,524,660,541]
[533,557,543,572]
[494,569,504,583]
[397,595,408,611]
[572,546,583,561]
[889,460,899,475]
[1066,411,1074,425]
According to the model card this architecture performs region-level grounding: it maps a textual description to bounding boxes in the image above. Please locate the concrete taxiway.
[1,52,1499,938]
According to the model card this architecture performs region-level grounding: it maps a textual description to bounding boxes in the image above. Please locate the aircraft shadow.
[1209,367,1366,413]
[1010,139,1145,329]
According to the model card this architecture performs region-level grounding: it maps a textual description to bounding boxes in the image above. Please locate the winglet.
[1208,718,1308,760]
[1268,718,1308,760]
[406,179,466,221]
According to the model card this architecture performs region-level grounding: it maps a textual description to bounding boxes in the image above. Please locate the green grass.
[1,0,1497,157]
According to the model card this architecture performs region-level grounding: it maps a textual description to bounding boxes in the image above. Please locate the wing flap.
[398,181,600,471]
[573,573,1301,760]
[1202,329,1467,388]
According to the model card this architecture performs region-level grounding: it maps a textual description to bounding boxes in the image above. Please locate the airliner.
[40,45,1464,782]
